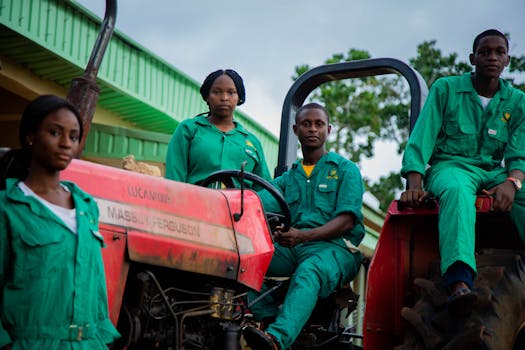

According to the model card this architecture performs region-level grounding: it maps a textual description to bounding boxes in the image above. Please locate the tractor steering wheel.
[200,170,291,232]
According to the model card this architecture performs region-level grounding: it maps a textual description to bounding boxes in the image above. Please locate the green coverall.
[165,114,271,185]
[252,152,364,349]
[0,179,120,350]
[401,73,525,275]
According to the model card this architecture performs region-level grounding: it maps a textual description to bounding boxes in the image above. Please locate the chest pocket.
[314,179,338,213]
[441,114,478,157]
[244,146,260,172]
[89,225,105,247]
[482,116,509,160]
[15,220,69,279]
[283,184,301,221]
[188,133,214,170]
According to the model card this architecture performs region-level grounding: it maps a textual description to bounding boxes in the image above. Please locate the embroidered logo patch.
[326,169,338,180]
[245,140,255,148]
[501,111,511,123]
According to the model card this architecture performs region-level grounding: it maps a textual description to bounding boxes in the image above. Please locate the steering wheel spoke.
[200,170,291,231]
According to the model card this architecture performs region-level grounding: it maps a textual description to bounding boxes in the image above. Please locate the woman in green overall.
[165,69,272,186]
[0,95,120,349]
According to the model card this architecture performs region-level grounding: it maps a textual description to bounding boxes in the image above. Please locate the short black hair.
[295,102,330,123]
[199,69,246,106]
[19,94,83,149]
[473,29,509,53]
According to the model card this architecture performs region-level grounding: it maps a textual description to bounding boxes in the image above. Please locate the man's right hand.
[400,172,430,208]
[274,227,306,247]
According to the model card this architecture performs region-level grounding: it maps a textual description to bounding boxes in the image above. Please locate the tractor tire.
[395,249,525,350]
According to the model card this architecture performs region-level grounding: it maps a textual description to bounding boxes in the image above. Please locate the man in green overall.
[243,103,365,350]
[400,29,525,311]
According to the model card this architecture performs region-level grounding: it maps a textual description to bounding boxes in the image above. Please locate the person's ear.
[327,124,332,135]
[469,53,475,65]
[293,124,298,136]
[504,54,511,67]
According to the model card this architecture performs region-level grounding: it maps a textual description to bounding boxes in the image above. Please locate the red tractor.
[59,56,415,350]
[61,161,290,349]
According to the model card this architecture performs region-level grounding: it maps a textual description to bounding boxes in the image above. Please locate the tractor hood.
[61,160,274,291]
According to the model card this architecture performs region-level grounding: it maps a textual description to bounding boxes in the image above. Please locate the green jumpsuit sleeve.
[505,90,525,173]
[165,120,194,182]
[257,173,287,214]
[401,79,447,177]
[0,196,13,348]
[249,136,272,182]
[333,161,364,222]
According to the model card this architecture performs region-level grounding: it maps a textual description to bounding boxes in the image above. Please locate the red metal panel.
[99,226,129,325]
[61,160,234,228]
[363,210,408,349]
[127,230,239,280]
[61,160,276,298]
[363,196,502,349]
[61,159,243,280]
[219,190,274,291]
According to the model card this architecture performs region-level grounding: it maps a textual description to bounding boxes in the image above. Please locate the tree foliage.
[294,38,525,212]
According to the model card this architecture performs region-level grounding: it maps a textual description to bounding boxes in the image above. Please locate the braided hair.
[199,69,246,106]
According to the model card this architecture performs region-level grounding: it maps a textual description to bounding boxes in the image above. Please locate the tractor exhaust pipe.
[67,0,117,157]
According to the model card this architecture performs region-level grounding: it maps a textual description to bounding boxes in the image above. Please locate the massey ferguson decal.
[96,198,238,252]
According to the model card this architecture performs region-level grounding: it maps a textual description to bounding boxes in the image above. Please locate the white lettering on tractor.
[127,185,173,204]
[96,198,238,251]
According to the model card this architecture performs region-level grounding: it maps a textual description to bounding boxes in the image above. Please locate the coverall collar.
[4,178,93,219]
[456,73,512,100]
[291,151,342,169]
[195,114,248,135]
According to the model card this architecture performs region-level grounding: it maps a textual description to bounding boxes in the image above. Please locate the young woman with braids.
[165,69,272,186]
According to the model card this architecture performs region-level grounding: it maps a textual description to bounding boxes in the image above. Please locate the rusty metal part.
[67,0,117,157]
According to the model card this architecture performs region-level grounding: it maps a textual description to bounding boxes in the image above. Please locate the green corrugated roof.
[0,0,278,168]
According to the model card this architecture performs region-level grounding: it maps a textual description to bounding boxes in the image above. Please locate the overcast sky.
[74,0,525,183]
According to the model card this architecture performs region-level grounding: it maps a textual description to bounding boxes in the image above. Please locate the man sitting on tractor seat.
[243,103,365,350]
[399,29,525,313]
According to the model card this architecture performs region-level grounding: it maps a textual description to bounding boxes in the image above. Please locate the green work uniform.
[252,152,364,349]
[165,114,271,185]
[401,73,525,275]
[0,179,120,350]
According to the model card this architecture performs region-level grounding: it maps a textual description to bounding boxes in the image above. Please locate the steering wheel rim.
[200,169,291,231]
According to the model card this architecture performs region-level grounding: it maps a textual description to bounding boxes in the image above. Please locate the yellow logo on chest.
[501,111,511,123]
[326,169,338,180]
